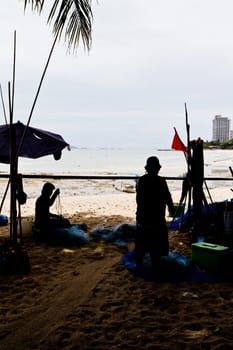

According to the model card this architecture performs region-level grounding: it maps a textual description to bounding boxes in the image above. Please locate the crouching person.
[33,182,70,241]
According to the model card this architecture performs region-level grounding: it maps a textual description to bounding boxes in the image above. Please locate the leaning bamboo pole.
[2,30,59,243]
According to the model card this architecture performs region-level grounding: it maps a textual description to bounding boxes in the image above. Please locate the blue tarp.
[168,200,230,231]
[0,214,8,226]
[47,224,90,246]
[123,250,233,283]
[90,223,136,247]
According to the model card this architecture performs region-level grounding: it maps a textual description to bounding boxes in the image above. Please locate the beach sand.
[0,188,233,349]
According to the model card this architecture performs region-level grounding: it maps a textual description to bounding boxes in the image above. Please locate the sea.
[0,148,232,199]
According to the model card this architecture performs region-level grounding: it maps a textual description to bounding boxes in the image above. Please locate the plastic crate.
[191,242,230,272]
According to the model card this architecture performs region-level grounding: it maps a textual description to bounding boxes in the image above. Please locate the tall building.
[212,115,230,142]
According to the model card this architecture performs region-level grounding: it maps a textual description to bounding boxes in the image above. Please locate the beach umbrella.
[0,121,70,242]
[0,121,69,163]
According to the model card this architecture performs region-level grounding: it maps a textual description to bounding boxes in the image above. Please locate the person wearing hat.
[135,156,174,273]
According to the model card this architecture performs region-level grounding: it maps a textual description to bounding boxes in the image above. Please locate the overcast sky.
[0,0,233,148]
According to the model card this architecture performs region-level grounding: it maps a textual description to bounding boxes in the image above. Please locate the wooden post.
[184,103,192,227]
[9,31,19,243]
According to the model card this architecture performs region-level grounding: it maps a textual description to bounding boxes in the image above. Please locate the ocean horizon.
[0,148,232,200]
[0,147,232,177]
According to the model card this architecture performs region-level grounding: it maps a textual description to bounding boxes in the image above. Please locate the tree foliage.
[204,140,233,149]
[23,0,93,51]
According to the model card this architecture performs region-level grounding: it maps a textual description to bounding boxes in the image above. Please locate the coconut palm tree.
[23,0,93,50]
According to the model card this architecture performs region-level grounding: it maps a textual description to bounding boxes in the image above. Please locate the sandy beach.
[1,179,233,219]
[0,186,233,349]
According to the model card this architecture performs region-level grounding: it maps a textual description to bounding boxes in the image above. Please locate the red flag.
[171,128,187,153]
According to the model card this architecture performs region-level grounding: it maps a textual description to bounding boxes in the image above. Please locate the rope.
[56,194,62,216]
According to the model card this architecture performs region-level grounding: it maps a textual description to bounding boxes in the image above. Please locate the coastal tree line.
[204,140,233,149]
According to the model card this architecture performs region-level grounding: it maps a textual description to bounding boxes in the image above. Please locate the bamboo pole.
[16,31,59,158]
[0,84,7,124]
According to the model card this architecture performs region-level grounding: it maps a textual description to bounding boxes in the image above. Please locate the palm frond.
[23,0,93,51]
[24,0,44,13]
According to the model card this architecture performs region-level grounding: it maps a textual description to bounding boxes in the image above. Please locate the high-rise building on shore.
[212,115,230,142]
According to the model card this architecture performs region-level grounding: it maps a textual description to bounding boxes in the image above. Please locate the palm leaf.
[24,0,44,12]
[23,0,93,50]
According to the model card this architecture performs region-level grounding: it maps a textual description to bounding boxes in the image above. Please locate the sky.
[1,0,233,149]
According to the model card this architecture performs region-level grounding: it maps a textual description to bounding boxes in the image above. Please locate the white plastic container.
[17,217,33,235]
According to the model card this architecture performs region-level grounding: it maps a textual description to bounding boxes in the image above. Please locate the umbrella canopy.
[0,121,70,243]
[0,121,69,163]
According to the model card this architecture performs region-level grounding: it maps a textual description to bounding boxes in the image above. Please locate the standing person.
[135,156,174,273]
[34,182,70,239]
